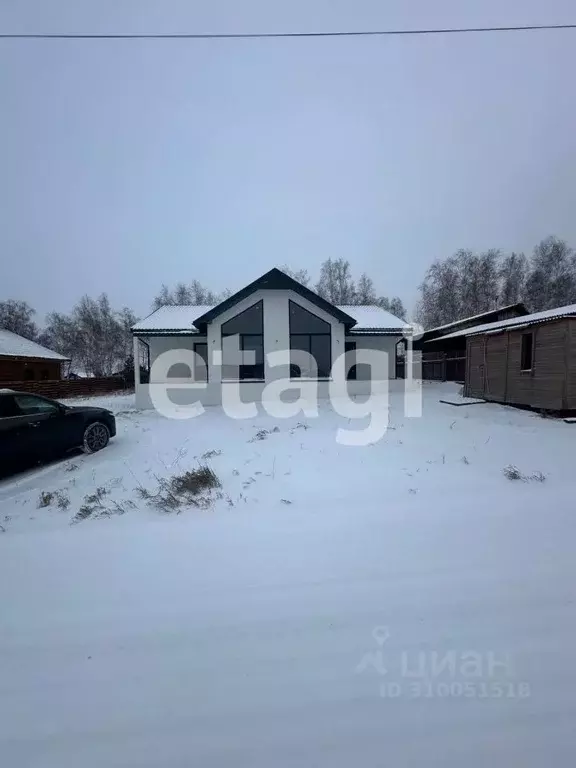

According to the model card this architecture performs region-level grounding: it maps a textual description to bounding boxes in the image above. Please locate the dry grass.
[503,465,547,483]
[249,429,269,443]
[55,490,71,510]
[38,489,70,510]
[201,449,222,460]
[37,491,54,508]
[72,486,136,524]
[136,464,221,513]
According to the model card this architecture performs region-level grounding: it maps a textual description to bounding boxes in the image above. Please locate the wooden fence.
[0,376,130,400]
[421,353,466,383]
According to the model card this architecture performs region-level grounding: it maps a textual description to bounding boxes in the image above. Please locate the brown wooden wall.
[0,356,62,383]
[567,318,576,408]
[465,318,576,410]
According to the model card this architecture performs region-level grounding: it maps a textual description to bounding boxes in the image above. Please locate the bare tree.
[39,313,82,370]
[316,258,356,304]
[417,248,506,328]
[477,249,501,313]
[355,273,377,303]
[152,280,224,309]
[525,236,576,311]
[0,300,38,340]
[499,252,527,305]
[118,306,139,361]
[278,265,311,287]
[313,259,406,315]
[387,297,407,320]
[417,255,463,327]
[41,294,137,376]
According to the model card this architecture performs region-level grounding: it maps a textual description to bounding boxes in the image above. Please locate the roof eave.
[132,329,201,336]
[348,328,407,335]
[0,353,70,361]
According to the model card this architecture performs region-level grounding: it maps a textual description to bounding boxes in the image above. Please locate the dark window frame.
[221,300,265,381]
[289,300,332,380]
[520,332,534,372]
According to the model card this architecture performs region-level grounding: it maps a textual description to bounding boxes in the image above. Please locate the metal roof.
[433,303,576,341]
[422,303,527,336]
[133,302,407,334]
[0,329,69,360]
[132,306,212,334]
[337,305,406,332]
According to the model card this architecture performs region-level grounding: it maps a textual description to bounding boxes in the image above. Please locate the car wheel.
[82,422,110,454]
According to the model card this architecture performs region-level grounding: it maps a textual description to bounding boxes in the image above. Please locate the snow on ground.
[1,383,575,766]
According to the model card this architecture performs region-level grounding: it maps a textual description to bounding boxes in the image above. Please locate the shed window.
[520,333,533,371]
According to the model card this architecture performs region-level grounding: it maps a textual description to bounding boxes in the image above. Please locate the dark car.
[0,390,116,477]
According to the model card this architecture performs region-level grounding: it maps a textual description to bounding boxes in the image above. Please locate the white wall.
[134,291,402,408]
[135,378,404,409]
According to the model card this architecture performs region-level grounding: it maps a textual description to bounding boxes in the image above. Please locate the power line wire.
[1,23,576,40]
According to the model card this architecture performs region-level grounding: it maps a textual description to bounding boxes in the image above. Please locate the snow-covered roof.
[337,305,406,331]
[423,303,526,335]
[132,306,214,334]
[435,303,576,341]
[133,303,407,334]
[0,329,69,360]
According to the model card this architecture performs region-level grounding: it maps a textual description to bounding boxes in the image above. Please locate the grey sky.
[1,0,575,321]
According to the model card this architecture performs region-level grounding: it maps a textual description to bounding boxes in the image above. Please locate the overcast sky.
[1,0,575,321]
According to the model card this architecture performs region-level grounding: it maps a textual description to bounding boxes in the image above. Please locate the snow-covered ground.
[1,383,575,766]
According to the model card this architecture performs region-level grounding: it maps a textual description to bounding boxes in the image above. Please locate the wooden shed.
[0,329,69,382]
[418,303,528,383]
[442,304,576,411]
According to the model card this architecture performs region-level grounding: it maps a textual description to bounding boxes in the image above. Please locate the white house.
[131,268,410,409]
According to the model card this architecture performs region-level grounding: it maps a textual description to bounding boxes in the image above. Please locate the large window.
[289,301,332,379]
[345,341,357,380]
[166,342,208,381]
[194,343,208,382]
[221,301,264,380]
[520,333,533,371]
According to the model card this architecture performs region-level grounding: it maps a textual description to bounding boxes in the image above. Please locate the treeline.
[4,241,573,375]
[279,259,407,319]
[417,236,576,328]
[151,259,407,318]
[1,258,405,376]
[0,296,137,378]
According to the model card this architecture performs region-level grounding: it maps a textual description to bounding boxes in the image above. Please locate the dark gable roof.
[193,268,357,328]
